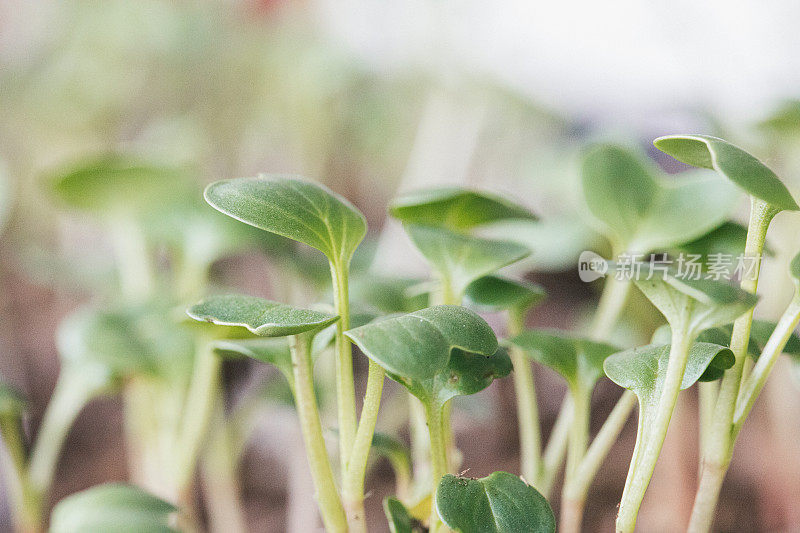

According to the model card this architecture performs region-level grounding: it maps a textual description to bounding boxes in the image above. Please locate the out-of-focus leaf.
[187,294,338,337]
[384,497,421,533]
[581,144,740,252]
[465,275,546,313]
[49,483,177,533]
[0,381,25,417]
[212,338,292,385]
[390,187,536,232]
[404,224,530,298]
[436,472,556,533]
[654,135,799,212]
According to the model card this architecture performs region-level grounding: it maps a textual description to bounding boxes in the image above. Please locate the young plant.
[187,293,347,531]
[508,330,629,532]
[611,266,757,532]
[653,135,800,531]
[345,305,511,532]
[203,175,381,529]
[580,144,740,338]
[464,276,549,491]
[48,483,177,533]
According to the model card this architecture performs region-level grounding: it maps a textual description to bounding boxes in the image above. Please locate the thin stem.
[589,272,631,341]
[110,216,153,302]
[734,294,800,432]
[28,369,101,494]
[289,333,348,533]
[560,386,591,533]
[697,381,717,463]
[437,278,460,472]
[616,324,692,533]
[330,261,357,477]
[425,401,448,533]
[507,307,542,487]
[0,415,42,533]
[566,390,637,504]
[539,396,573,498]
[342,360,386,533]
[409,395,430,494]
[689,199,774,533]
[174,342,221,491]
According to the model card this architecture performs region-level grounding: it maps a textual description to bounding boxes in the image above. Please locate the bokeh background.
[2,1,800,531]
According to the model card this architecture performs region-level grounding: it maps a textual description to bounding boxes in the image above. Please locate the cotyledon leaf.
[212,337,293,385]
[404,224,530,298]
[604,342,735,408]
[654,135,799,212]
[384,497,422,533]
[581,144,740,252]
[204,175,367,265]
[464,275,546,313]
[0,381,25,417]
[633,264,758,335]
[436,471,556,533]
[346,306,509,404]
[49,483,177,533]
[389,187,536,232]
[508,329,618,392]
[187,294,339,337]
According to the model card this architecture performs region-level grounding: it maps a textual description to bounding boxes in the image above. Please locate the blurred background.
[2,1,800,531]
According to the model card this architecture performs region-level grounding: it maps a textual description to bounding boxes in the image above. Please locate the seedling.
[653,135,799,531]
[346,305,510,531]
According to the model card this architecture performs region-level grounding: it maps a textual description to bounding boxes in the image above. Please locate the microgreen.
[435,472,555,533]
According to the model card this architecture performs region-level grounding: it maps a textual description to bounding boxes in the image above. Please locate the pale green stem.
[409,395,431,494]
[330,261,357,477]
[110,216,153,302]
[289,333,348,532]
[437,279,460,473]
[425,401,448,533]
[589,270,631,341]
[507,307,542,488]
[561,385,591,533]
[538,396,572,498]
[616,323,692,533]
[201,399,248,533]
[174,342,221,491]
[0,415,42,533]
[734,294,800,433]
[688,199,773,533]
[566,390,637,503]
[343,360,386,533]
[28,370,101,494]
[697,381,717,466]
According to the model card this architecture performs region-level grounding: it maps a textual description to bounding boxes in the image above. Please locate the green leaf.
[346,305,508,404]
[759,100,800,135]
[791,250,800,285]
[349,275,429,314]
[464,275,546,313]
[604,343,735,407]
[436,472,556,533]
[187,294,338,337]
[652,324,750,381]
[654,135,799,212]
[581,144,740,252]
[389,187,536,232]
[671,221,775,262]
[478,216,604,273]
[384,497,422,533]
[212,338,293,385]
[0,381,25,418]
[371,432,411,475]
[509,330,617,391]
[49,483,177,533]
[749,320,800,359]
[48,154,191,217]
[204,175,367,265]
[404,224,530,298]
[633,265,758,335]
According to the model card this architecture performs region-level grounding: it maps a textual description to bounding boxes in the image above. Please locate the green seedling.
[346,305,510,532]
[188,293,347,531]
[580,144,740,339]
[48,483,177,533]
[610,265,757,532]
[654,135,799,532]
[508,330,629,532]
[435,472,555,533]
